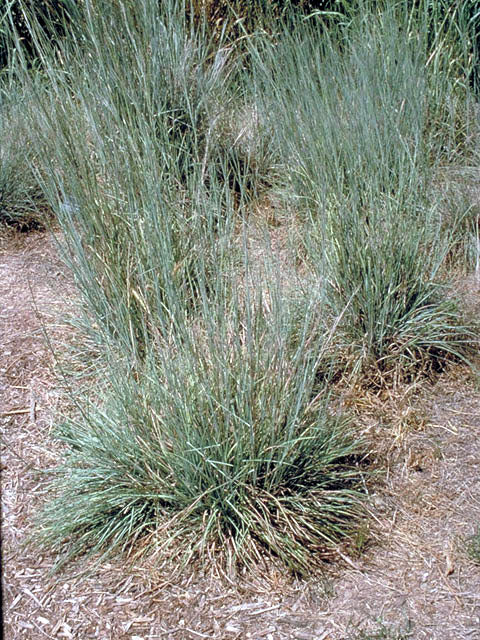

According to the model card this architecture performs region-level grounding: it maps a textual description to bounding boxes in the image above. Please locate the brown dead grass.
[1,229,480,639]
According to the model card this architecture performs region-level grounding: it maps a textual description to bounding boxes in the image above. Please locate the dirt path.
[2,232,480,639]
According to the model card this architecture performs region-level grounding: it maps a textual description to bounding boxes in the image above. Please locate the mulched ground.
[2,230,480,640]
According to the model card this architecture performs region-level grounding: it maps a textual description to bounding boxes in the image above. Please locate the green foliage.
[19,0,272,354]
[344,620,412,639]
[317,190,475,383]
[436,172,480,273]
[6,0,478,576]
[467,528,480,564]
[13,0,368,575]
[252,0,477,383]
[0,80,47,228]
[36,290,367,575]
[1,0,78,68]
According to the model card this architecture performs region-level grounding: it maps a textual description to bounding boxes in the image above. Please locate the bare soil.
[2,230,480,640]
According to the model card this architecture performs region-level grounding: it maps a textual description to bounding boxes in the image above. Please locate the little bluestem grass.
[13,0,370,576]
[8,0,478,576]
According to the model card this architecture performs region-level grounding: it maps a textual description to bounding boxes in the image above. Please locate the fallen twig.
[1,408,30,417]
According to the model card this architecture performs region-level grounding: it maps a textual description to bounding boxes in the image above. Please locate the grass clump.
[0,80,48,229]
[435,171,480,274]
[18,0,275,356]
[18,0,243,354]
[36,290,368,576]
[252,0,478,384]
[320,197,475,384]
